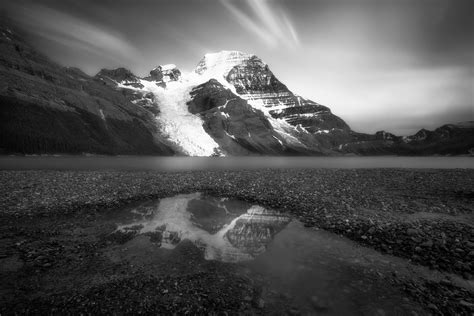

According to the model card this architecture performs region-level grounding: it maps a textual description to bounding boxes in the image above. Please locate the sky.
[2,0,473,135]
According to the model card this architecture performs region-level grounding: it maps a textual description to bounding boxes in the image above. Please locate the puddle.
[114,193,291,262]
[247,221,427,315]
[108,193,433,314]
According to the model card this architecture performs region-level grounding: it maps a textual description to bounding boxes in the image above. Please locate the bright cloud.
[219,0,300,49]
[9,4,141,64]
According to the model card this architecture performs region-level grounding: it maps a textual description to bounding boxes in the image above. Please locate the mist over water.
[0,156,472,170]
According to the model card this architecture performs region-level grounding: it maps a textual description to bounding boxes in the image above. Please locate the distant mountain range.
[1,23,473,156]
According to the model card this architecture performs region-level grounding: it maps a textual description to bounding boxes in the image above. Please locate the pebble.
[459,300,474,309]
[287,307,300,315]
[420,240,433,248]
[310,296,329,311]
[427,303,438,311]
[407,228,419,236]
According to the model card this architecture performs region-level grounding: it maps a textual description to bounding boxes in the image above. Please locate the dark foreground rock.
[0,169,473,314]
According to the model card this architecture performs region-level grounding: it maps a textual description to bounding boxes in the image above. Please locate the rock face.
[0,22,175,155]
[187,79,320,155]
[95,68,143,89]
[196,51,350,134]
[145,64,181,84]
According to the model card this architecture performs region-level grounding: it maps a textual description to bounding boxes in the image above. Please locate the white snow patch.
[225,131,236,140]
[99,109,105,121]
[221,98,235,107]
[160,64,177,71]
[315,129,330,134]
[286,113,319,118]
[296,96,303,105]
[273,136,284,147]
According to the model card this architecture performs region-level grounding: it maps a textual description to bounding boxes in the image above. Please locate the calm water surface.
[0,156,472,170]
[107,193,427,315]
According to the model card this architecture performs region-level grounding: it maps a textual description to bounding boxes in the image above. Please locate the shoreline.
[0,156,473,172]
[1,168,473,314]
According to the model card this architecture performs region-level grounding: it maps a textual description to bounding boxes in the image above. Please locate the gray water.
[0,155,472,170]
[113,193,291,262]
[108,193,429,315]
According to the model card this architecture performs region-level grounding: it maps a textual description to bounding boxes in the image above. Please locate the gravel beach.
[1,169,473,315]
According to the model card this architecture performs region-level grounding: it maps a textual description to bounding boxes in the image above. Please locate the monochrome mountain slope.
[1,23,472,156]
[0,23,175,155]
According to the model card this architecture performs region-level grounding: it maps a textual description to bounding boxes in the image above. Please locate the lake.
[0,156,472,170]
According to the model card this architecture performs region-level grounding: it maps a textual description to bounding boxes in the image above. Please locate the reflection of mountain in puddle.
[116,193,291,262]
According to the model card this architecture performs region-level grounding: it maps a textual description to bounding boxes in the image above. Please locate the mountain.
[342,122,474,155]
[196,51,350,134]
[1,22,472,156]
[116,193,291,263]
[95,51,353,156]
[0,23,175,155]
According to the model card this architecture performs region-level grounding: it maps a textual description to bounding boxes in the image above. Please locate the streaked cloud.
[219,0,300,49]
[9,3,141,64]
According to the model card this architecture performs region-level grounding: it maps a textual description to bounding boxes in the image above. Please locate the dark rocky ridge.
[95,68,161,115]
[94,64,183,117]
[0,22,175,155]
[342,122,474,155]
[95,68,143,88]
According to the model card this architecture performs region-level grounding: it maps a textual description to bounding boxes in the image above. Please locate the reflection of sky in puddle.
[117,193,291,262]
[114,194,433,314]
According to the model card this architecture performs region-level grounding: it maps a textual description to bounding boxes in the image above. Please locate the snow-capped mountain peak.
[195,50,260,80]
[96,50,348,156]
